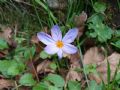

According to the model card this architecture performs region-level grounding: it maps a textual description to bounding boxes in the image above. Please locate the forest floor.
[0,0,120,90]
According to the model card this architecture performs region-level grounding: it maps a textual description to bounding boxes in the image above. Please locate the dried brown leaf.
[66,70,82,81]
[37,60,54,74]
[31,35,39,44]
[0,26,17,48]
[96,52,120,83]
[69,52,80,64]
[66,53,82,82]
[74,11,87,38]
[0,27,12,41]
[74,11,87,26]
[0,79,15,89]
[83,47,105,65]
[85,51,120,84]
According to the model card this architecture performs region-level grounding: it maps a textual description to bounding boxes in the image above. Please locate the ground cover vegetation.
[0,0,120,90]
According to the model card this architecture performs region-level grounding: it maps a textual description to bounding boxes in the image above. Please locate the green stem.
[77,39,90,89]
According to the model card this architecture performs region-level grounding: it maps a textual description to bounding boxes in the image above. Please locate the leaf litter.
[0,2,120,89]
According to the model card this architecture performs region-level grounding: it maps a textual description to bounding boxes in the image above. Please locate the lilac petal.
[57,49,63,59]
[44,45,59,54]
[62,43,78,54]
[51,25,62,41]
[37,32,55,45]
[62,28,78,43]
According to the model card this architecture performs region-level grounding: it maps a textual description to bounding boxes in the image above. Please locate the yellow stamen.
[56,40,64,48]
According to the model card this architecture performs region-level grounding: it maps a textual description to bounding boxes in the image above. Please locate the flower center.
[56,40,64,48]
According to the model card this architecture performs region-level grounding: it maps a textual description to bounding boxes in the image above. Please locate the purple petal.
[62,28,78,43]
[62,43,78,54]
[51,25,62,41]
[37,32,55,45]
[57,49,63,59]
[44,45,59,54]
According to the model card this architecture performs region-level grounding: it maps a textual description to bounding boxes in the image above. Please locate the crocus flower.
[37,25,78,59]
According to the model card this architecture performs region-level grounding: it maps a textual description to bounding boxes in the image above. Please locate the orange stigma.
[56,40,64,48]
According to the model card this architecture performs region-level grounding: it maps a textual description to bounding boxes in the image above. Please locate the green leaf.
[84,64,97,74]
[49,62,57,70]
[40,50,50,59]
[114,30,120,37]
[115,72,120,84]
[88,21,113,42]
[111,40,120,49]
[7,60,25,76]
[48,86,59,90]
[68,80,81,90]
[0,60,11,76]
[0,39,8,50]
[93,2,106,13]
[19,73,36,86]
[87,13,104,24]
[86,80,102,90]
[44,74,65,88]
[32,82,48,90]
[24,46,36,60]
[0,60,25,77]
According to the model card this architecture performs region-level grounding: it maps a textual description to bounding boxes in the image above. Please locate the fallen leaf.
[0,27,12,42]
[74,11,87,37]
[66,52,83,82]
[96,52,120,83]
[74,11,87,26]
[31,35,39,44]
[0,79,15,89]
[0,26,17,48]
[84,48,120,83]
[66,70,82,81]
[37,60,54,74]
[83,47,105,65]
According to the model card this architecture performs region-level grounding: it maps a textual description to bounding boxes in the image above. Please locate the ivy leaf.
[0,39,8,50]
[68,80,81,90]
[19,73,36,86]
[44,74,65,88]
[93,2,106,13]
